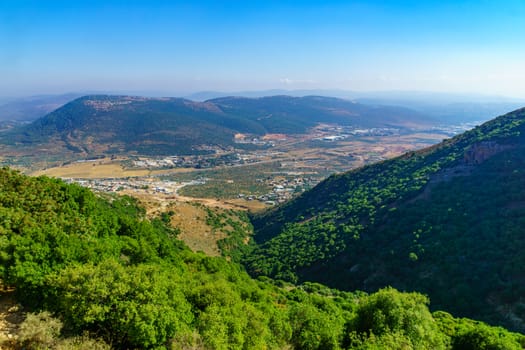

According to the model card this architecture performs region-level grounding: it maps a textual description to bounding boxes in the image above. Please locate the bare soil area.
[0,289,24,350]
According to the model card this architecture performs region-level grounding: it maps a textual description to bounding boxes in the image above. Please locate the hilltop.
[0,94,433,162]
[245,106,525,332]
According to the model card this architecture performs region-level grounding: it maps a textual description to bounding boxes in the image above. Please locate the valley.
[25,122,460,212]
[7,107,476,266]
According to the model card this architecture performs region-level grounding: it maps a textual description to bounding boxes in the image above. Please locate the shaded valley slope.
[246,107,525,332]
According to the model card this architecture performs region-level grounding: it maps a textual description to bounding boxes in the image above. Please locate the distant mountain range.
[185,89,524,103]
[0,94,433,159]
[244,106,525,332]
[0,93,83,122]
[2,90,523,125]
[186,90,525,123]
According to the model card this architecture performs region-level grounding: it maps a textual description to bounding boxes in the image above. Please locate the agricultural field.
[28,128,451,208]
[16,128,453,255]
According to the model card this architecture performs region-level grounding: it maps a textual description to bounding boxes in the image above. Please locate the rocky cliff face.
[464,141,510,165]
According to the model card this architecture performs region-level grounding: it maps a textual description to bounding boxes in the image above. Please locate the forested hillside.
[209,95,431,131]
[245,107,525,332]
[1,167,523,349]
[0,95,431,158]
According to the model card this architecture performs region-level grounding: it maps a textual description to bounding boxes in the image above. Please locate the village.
[63,171,318,207]
[127,150,282,169]
[43,121,478,211]
[238,174,318,205]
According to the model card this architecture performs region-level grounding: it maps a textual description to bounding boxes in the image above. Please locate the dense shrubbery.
[0,167,524,349]
[204,206,254,262]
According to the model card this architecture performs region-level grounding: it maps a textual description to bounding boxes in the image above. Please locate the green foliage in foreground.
[0,168,523,349]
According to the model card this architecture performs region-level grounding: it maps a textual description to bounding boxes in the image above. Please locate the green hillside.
[245,107,525,332]
[6,95,241,156]
[0,95,432,159]
[1,168,523,349]
[209,95,431,132]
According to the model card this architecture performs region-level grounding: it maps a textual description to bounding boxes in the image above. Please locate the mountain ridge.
[0,94,434,160]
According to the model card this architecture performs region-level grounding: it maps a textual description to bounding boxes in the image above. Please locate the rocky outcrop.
[464,141,511,165]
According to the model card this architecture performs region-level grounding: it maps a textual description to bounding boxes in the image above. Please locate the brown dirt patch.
[123,192,231,257]
[0,289,25,350]
[169,202,225,256]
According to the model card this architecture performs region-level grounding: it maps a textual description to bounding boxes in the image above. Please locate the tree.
[351,288,445,349]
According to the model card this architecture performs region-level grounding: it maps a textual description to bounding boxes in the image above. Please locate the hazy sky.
[1,0,525,97]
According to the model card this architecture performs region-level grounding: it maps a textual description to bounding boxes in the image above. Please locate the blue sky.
[1,0,525,97]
